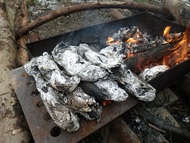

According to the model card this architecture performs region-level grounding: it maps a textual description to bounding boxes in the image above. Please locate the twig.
[16,1,169,38]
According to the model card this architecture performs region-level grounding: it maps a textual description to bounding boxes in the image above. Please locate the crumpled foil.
[112,65,156,101]
[75,44,125,69]
[64,87,102,120]
[24,60,80,132]
[94,78,129,101]
[52,42,108,82]
[139,65,169,81]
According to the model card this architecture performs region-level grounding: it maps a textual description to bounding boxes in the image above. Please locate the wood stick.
[16,1,169,37]
[17,0,30,65]
[135,106,190,139]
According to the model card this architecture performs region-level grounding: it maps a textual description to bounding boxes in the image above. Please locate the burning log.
[124,44,173,73]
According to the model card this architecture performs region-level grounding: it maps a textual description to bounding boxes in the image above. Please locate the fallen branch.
[135,106,190,139]
[16,1,169,38]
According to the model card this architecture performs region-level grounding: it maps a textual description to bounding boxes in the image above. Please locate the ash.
[23,26,164,132]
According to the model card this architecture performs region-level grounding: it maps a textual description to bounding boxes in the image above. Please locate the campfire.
[23,23,190,133]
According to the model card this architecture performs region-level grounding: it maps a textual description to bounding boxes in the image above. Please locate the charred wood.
[124,44,173,73]
[135,106,190,139]
[16,1,169,37]
[109,117,141,143]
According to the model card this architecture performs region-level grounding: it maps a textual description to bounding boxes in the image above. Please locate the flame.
[163,26,173,43]
[107,37,121,45]
[162,26,190,66]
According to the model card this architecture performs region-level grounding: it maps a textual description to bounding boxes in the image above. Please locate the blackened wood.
[110,117,141,143]
[124,44,173,73]
[135,106,190,139]
[126,43,156,54]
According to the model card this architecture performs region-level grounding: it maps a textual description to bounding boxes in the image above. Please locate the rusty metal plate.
[10,67,138,143]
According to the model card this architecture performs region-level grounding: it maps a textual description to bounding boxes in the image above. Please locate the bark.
[16,1,169,38]
[17,0,30,66]
[165,0,190,26]
[0,1,30,142]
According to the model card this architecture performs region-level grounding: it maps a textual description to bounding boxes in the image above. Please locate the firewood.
[16,1,169,38]
[165,0,190,26]
[124,44,173,73]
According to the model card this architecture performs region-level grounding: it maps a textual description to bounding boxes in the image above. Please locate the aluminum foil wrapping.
[139,65,169,81]
[23,60,80,132]
[94,78,129,101]
[52,42,108,82]
[112,66,156,101]
[35,52,80,93]
[75,44,125,69]
[65,87,102,120]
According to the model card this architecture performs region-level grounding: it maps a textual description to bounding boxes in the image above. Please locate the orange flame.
[162,26,190,66]
[107,37,121,45]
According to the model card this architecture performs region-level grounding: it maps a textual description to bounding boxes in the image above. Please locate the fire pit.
[10,12,190,143]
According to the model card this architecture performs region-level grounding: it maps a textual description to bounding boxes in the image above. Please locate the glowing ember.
[102,100,112,106]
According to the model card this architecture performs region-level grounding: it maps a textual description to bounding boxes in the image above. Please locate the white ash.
[139,65,169,81]
[94,78,129,102]
[52,42,108,82]
[112,66,156,101]
[35,52,81,93]
[64,87,102,120]
[23,61,80,132]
